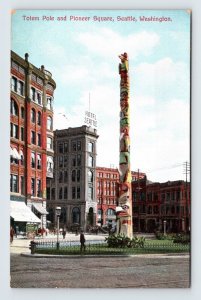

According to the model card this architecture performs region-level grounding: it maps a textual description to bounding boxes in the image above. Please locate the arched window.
[59,171,63,183]
[106,208,115,216]
[10,99,18,116]
[31,108,36,123]
[37,111,42,126]
[72,207,80,224]
[60,207,66,224]
[47,116,53,130]
[47,208,54,223]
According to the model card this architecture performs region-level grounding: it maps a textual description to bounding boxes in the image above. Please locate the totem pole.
[116,52,133,238]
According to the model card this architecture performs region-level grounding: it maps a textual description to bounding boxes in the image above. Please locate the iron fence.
[30,240,190,255]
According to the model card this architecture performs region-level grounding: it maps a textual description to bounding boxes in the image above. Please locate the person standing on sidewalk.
[10,226,15,243]
[80,230,86,252]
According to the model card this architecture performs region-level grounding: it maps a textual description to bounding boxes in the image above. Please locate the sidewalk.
[10,233,107,254]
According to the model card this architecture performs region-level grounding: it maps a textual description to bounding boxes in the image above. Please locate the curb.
[21,252,190,259]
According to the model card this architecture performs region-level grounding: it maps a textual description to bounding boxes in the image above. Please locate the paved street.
[10,252,190,288]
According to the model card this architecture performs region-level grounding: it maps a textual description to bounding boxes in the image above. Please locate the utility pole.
[183,161,190,233]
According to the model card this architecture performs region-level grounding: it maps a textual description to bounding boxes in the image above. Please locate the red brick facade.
[10,51,56,229]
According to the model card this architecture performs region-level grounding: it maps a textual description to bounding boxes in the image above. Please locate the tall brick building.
[10,51,56,231]
[96,167,145,227]
[132,178,190,233]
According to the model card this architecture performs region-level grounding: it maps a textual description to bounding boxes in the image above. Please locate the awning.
[32,203,48,215]
[10,201,41,223]
[12,148,21,160]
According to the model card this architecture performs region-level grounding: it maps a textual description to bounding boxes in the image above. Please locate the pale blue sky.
[12,10,191,182]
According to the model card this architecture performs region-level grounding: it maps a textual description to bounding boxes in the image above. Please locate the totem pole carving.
[116,52,133,238]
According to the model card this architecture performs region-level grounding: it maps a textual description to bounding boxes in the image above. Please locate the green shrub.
[105,234,145,248]
[173,233,190,244]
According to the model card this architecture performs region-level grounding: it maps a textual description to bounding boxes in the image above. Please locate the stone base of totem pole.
[116,215,133,239]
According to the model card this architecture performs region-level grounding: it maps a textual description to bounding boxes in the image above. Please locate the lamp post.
[163,220,167,236]
[55,206,61,250]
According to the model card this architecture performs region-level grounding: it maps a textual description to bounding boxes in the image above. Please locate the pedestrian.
[10,226,15,243]
[80,230,86,252]
[62,228,66,239]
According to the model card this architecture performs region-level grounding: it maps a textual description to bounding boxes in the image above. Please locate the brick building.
[10,51,56,232]
[132,178,190,233]
[46,126,98,231]
[96,167,145,227]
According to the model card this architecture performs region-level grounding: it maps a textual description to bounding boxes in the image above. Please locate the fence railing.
[30,240,190,255]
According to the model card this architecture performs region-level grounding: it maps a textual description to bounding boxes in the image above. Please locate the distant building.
[10,51,56,232]
[46,126,98,230]
[132,178,191,233]
[96,167,146,227]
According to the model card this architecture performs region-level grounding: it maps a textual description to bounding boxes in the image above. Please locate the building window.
[77,187,80,199]
[37,179,42,197]
[47,137,53,150]
[71,141,77,151]
[88,142,93,152]
[10,123,19,139]
[47,96,53,110]
[17,81,24,96]
[31,131,36,144]
[30,87,36,101]
[20,176,25,195]
[88,155,93,167]
[77,154,81,166]
[64,156,68,167]
[72,170,76,182]
[21,107,25,119]
[37,133,41,147]
[58,156,63,167]
[47,116,53,130]
[31,178,35,196]
[47,156,53,172]
[58,143,63,153]
[31,108,36,123]
[31,152,35,168]
[37,92,42,105]
[77,170,81,182]
[88,187,93,199]
[59,171,63,183]
[11,77,17,92]
[51,188,55,200]
[64,187,68,199]
[20,127,24,141]
[59,187,63,199]
[88,170,93,183]
[37,154,41,169]
[77,141,81,151]
[72,187,76,199]
[37,111,42,126]
[10,174,18,193]
[72,207,80,224]
[20,150,24,165]
[64,142,68,153]
[64,171,68,182]
[72,155,76,167]
[10,99,18,116]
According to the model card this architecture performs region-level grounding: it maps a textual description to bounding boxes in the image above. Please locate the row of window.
[10,123,24,142]
[133,204,190,215]
[133,191,183,202]
[97,190,116,196]
[11,61,25,74]
[97,208,116,216]
[97,181,117,187]
[97,172,118,179]
[97,199,117,205]
[11,99,53,130]
[57,141,94,153]
[47,186,81,200]
[10,174,42,198]
[47,207,80,224]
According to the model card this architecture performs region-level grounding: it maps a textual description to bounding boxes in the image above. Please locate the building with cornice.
[10,51,56,233]
[46,126,98,231]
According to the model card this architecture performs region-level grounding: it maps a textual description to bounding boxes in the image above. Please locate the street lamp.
[163,220,167,236]
[55,206,61,250]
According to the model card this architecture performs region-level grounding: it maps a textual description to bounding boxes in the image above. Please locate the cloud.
[76,28,160,59]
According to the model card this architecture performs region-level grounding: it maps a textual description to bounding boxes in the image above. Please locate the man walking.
[80,230,86,252]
